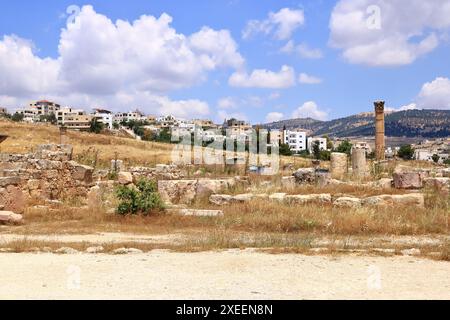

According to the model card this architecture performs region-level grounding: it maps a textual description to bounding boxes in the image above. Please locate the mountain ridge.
[258,109,450,138]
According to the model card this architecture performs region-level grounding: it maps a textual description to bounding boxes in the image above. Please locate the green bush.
[115,178,165,215]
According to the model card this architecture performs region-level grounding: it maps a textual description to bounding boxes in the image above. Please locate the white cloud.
[217,109,248,122]
[386,103,418,112]
[329,0,450,66]
[297,43,324,59]
[292,101,328,121]
[0,5,242,118]
[280,41,323,59]
[268,92,281,100]
[242,8,305,40]
[217,97,237,109]
[417,77,450,109]
[265,112,284,123]
[299,73,323,84]
[229,65,296,89]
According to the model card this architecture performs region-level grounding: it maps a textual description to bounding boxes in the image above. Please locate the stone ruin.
[0,144,94,214]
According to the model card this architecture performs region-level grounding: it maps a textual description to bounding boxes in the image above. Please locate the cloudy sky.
[0,0,449,123]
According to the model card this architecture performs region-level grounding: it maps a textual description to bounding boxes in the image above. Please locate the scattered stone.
[86,246,105,254]
[391,194,425,208]
[401,248,421,256]
[0,211,23,224]
[269,193,287,202]
[118,172,134,185]
[209,194,233,206]
[286,194,332,205]
[158,180,197,205]
[55,247,79,255]
[293,168,316,184]
[178,209,224,217]
[233,194,255,203]
[424,177,450,191]
[393,172,427,189]
[113,248,143,255]
[334,197,362,208]
[196,179,235,197]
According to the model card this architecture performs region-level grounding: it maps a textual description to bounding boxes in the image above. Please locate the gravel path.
[0,250,449,300]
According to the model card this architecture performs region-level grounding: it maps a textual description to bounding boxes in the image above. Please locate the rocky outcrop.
[158,178,236,205]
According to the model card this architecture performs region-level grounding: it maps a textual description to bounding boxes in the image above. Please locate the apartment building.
[114,110,146,123]
[29,100,61,116]
[307,137,328,153]
[283,130,307,153]
[223,118,252,138]
[92,109,113,130]
[57,107,92,131]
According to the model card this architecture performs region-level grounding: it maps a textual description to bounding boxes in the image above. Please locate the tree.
[112,122,120,130]
[39,113,57,124]
[319,150,331,161]
[336,140,352,155]
[11,112,24,122]
[432,154,440,164]
[89,118,105,134]
[397,144,414,160]
[279,143,293,156]
[312,141,321,160]
[444,158,450,166]
[156,128,172,143]
[323,135,334,150]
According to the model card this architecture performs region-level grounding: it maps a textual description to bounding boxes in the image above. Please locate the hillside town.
[1,99,449,164]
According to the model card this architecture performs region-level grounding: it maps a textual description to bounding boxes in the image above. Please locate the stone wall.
[0,144,94,213]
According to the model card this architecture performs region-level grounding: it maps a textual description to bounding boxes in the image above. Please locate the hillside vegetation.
[261,109,450,138]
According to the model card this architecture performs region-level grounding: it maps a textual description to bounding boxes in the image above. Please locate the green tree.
[89,118,105,134]
[312,141,321,160]
[336,140,353,155]
[397,144,415,160]
[11,112,24,122]
[279,143,293,156]
[112,122,120,130]
[156,128,172,143]
[444,159,450,166]
[323,135,334,150]
[115,179,164,215]
[319,150,331,161]
[432,154,440,163]
[39,113,57,124]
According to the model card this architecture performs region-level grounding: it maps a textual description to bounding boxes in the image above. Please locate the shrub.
[397,144,414,160]
[115,178,165,215]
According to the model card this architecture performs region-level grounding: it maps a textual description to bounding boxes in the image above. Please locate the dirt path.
[1,250,449,300]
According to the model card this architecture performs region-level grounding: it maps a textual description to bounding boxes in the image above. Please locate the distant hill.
[259,110,450,138]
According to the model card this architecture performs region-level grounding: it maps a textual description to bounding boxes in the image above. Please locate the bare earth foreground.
[1,251,449,300]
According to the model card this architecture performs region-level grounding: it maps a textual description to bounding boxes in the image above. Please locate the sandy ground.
[1,250,449,300]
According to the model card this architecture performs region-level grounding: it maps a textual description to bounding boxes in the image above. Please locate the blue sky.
[0,0,449,124]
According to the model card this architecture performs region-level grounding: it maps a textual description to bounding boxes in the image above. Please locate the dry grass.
[0,120,173,168]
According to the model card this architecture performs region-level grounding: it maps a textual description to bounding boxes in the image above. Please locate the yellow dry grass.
[0,119,174,168]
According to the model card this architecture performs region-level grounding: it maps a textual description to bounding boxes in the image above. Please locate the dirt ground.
[1,250,449,300]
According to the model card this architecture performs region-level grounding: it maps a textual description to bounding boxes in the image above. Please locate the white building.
[307,137,328,153]
[284,130,307,153]
[114,110,146,123]
[92,109,113,130]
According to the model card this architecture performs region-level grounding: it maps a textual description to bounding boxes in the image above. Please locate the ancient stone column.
[330,152,348,180]
[59,126,68,145]
[352,148,367,178]
[374,101,385,161]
